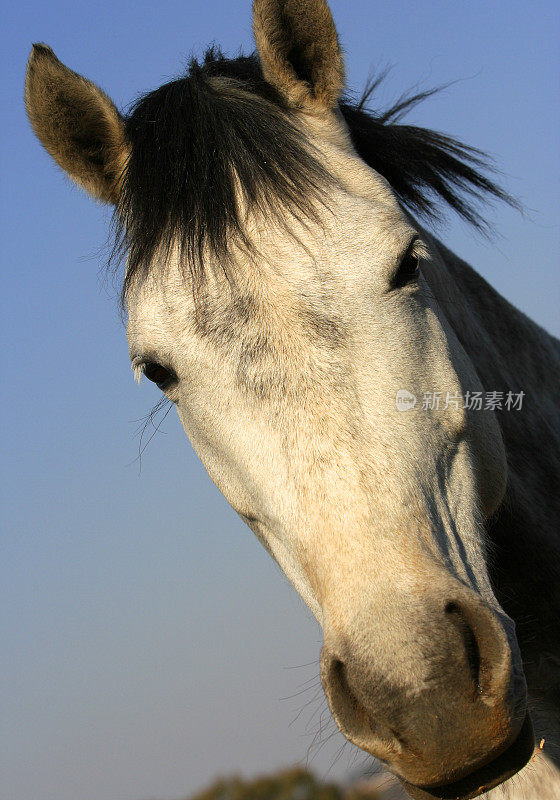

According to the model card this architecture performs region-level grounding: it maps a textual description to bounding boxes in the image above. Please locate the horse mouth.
[399,712,534,800]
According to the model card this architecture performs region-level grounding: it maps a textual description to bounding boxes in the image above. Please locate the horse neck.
[427,237,560,401]
[425,234,560,735]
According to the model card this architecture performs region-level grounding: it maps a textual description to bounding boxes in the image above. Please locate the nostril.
[330,658,365,719]
[322,654,404,758]
[326,657,371,738]
[445,601,482,695]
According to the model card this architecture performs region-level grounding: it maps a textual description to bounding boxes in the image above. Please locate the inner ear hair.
[253,0,345,110]
[25,44,128,204]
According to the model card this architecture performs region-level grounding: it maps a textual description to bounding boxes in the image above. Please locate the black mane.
[115,48,515,301]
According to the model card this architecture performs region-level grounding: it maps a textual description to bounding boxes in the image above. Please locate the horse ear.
[25,44,128,204]
[253,0,345,111]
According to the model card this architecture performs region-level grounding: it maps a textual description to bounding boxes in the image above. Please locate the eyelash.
[392,237,425,289]
[132,357,177,391]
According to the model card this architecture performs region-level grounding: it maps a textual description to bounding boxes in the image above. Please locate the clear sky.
[2,2,559,800]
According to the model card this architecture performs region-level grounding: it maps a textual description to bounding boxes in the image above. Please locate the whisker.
[127,397,173,471]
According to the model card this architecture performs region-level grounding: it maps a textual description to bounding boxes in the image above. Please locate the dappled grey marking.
[191,292,260,345]
[300,307,347,348]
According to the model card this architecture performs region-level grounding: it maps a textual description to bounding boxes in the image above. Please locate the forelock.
[113,49,330,306]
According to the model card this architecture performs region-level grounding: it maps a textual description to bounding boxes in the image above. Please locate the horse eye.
[393,250,421,288]
[143,361,177,389]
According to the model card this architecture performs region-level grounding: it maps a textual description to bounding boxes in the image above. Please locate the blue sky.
[2,2,559,800]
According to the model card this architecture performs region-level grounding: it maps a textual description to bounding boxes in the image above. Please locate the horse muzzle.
[320,585,532,798]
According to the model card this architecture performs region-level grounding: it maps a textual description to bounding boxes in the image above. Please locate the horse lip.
[398,712,534,800]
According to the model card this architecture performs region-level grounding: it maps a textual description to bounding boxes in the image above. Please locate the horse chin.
[398,713,535,800]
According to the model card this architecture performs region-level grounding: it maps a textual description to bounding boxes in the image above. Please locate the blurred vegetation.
[185,768,383,800]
